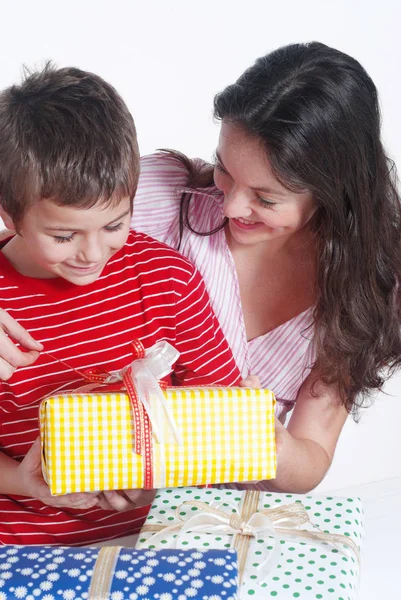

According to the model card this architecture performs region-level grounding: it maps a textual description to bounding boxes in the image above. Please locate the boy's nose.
[79,237,103,263]
[223,189,253,219]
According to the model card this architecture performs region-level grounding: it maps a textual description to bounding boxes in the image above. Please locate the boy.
[0,65,241,545]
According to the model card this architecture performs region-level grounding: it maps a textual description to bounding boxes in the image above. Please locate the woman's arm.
[131,153,189,242]
[266,370,348,493]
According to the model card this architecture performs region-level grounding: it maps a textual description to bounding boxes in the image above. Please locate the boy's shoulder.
[122,229,196,274]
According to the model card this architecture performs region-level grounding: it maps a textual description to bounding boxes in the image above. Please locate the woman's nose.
[223,188,253,219]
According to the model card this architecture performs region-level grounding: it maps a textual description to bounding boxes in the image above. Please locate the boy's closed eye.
[53,221,125,243]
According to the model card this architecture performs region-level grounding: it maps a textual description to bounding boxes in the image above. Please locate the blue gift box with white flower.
[0,545,239,600]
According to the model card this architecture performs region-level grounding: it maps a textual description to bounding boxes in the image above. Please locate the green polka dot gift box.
[136,487,364,599]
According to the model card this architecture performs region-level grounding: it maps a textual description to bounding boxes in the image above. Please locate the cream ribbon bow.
[141,491,361,585]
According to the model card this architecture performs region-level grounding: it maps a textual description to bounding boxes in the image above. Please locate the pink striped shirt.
[133,153,316,419]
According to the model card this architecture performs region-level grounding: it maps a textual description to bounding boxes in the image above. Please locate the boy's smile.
[0,197,132,286]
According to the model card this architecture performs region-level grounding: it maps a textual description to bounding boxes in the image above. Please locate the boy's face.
[6,197,132,285]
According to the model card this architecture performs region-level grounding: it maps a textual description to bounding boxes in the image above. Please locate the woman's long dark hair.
[172,41,401,414]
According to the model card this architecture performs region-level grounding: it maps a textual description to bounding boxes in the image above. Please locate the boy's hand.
[17,439,100,509]
[97,489,156,511]
[0,309,43,380]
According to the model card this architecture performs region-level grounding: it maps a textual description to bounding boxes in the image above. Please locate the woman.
[132,41,401,492]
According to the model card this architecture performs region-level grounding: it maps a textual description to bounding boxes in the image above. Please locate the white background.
[0,0,400,492]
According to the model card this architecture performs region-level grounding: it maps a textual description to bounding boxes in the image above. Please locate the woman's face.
[214,122,316,248]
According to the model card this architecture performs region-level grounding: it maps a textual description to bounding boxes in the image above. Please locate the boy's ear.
[0,206,17,232]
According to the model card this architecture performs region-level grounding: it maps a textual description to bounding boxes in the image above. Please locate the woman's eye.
[257,196,276,209]
[214,161,228,175]
[54,234,74,243]
[104,222,124,232]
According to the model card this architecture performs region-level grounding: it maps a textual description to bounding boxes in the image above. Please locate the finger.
[0,310,43,351]
[102,490,133,511]
[274,420,287,455]
[239,375,261,388]
[124,489,156,507]
[49,495,100,510]
[67,496,100,509]
[0,357,16,381]
[22,438,42,473]
[49,492,100,509]
[19,350,41,366]
[96,493,115,511]
[62,492,99,503]
[0,333,41,369]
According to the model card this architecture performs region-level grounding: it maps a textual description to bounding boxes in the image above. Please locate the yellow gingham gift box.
[40,386,276,495]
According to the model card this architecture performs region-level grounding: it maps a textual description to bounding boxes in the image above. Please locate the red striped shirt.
[0,230,240,545]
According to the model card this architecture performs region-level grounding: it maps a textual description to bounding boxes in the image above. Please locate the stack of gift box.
[2,342,364,599]
[137,487,363,599]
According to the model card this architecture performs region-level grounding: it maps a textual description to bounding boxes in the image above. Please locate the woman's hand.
[265,372,348,492]
[0,309,43,380]
[274,418,289,456]
[239,374,261,387]
[99,375,265,505]
[17,439,100,509]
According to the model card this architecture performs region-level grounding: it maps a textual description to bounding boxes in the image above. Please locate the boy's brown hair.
[0,63,139,227]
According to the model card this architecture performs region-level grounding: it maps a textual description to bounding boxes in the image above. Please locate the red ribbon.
[43,339,157,489]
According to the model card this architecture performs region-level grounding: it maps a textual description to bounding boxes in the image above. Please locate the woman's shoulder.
[139,151,213,190]
[139,151,190,177]
[132,153,188,239]
[135,152,193,214]
[133,152,220,243]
